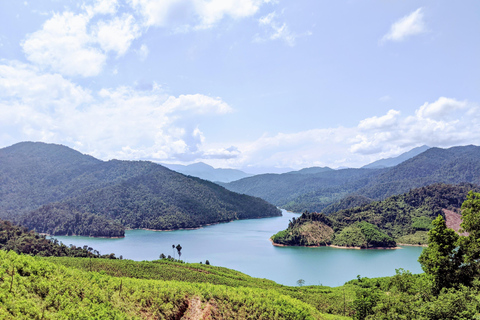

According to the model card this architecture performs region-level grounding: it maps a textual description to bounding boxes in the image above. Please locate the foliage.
[330,183,479,243]
[419,191,480,294]
[0,251,330,320]
[0,219,117,258]
[271,212,334,246]
[418,215,462,294]
[223,146,480,213]
[332,222,396,248]
[0,142,281,237]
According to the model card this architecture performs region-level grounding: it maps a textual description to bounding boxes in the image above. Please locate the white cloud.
[95,14,141,56]
[128,0,267,29]
[381,7,426,43]
[22,5,141,77]
[22,11,106,77]
[255,11,309,46]
[415,97,467,120]
[358,109,400,131]
[0,61,234,161]
[84,0,118,16]
[208,97,480,170]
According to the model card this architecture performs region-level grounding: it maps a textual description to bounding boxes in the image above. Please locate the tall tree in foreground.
[418,215,461,294]
[419,191,480,294]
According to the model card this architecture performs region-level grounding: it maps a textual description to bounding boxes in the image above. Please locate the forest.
[271,183,479,247]
[0,142,281,237]
[223,146,480,213]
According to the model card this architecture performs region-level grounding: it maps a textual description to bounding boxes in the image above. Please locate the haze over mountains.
[222,145,480,213]
[162,162,252,183]
[0,142,280,237]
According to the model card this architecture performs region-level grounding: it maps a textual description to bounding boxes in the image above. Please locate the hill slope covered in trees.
[272,183,479,247]
[0,142,281,237]
[223,145,480,213]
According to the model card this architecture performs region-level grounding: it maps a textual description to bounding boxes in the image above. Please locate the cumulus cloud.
[95,14,141,56]
[350,97,479,157]
[208,97,480,170]
[22,5,141,77]
[381,7,427,43]
[22,12,106,77]
[0,61,234,161]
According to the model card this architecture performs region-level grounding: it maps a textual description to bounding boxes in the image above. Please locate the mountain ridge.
[0,142,281,237]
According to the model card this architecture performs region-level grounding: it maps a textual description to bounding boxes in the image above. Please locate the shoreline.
[397,243,428,247]
[270,238,401,250]
[44,233,125,239]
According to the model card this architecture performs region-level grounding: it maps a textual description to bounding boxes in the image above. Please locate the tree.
[172,244,175,259]
[457,191,480,283]
[159,253,166,259]
[418,215,461,294]
[176,244,182,259]
[296,279,305,287]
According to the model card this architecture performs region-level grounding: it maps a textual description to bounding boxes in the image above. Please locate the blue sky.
[1,0,479,173]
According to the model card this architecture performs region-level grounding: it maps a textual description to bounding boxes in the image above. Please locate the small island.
[271,211,397,249]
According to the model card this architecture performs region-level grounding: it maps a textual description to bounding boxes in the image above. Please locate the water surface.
[54,210,424,287]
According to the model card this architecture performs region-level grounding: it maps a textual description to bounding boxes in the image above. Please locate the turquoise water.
[53,210,425,287]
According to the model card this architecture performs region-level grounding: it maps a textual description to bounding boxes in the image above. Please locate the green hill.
[0,142,281,237]
[223,145,480,213]
[272,183,479,247]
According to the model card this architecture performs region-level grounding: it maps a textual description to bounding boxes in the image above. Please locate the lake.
[53,210,425,287]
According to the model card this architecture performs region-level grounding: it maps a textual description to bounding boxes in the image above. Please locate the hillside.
[223,145,480,213]
[0,142,281,237]
[1,250,349,320]
[272,183,479,246]
[222,168,384,212]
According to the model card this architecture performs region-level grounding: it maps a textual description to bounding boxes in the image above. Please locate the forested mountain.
[162,162,252,183]
[272,183,480,247]
[362,145,430,169]
[223,145,480,213]
[221,168,385,212]
[0,142,281,237]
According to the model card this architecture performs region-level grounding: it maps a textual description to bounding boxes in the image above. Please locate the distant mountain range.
[362,145,431,169]
[222,145,480,213]
[0,142,281,237]
[162,162,252,183]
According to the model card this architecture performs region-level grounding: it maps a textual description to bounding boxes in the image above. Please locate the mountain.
[162,162,252,183]
[362,145,431,169]
[285,166,334,175]
[223,145,480,213]
[0,142,281,237]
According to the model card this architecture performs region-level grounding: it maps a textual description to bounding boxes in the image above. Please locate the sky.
[1,0,479,173]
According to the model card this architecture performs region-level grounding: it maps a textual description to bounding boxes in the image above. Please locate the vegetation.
[0,219,117,258]
[0,251,335,320]
[272,184,478,247]
[223,146,480,213]
[0,142,281,237]
[271,212,334,246]
[332,222,396,248]
[329,183,479,243]
[341,191,480,319]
